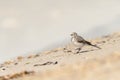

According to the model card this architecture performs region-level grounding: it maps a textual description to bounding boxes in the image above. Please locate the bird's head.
[71,32,78,37]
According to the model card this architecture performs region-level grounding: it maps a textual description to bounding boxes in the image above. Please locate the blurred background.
[0,0,120,63]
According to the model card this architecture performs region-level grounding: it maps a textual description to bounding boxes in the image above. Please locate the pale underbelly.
[72,42,84,48]
[72,38,85,48]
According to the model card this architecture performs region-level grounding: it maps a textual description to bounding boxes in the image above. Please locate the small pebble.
[14,63,18,65]
[2,68,6,70]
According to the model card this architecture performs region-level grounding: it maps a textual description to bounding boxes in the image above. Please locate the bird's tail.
[85,41,101,49]
[91,44,101,49]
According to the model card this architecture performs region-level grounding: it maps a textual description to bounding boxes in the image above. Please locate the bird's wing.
[84,40,92,45]
[77,35,86,42]
[77,35,92,44]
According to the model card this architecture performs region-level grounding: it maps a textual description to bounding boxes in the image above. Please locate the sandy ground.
[0,32,120,80]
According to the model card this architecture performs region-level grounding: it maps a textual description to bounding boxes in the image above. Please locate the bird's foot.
[74,48,81,54]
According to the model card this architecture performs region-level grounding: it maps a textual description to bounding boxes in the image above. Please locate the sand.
[0,32,120,80]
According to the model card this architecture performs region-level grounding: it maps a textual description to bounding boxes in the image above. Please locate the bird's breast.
[72,38,84,47]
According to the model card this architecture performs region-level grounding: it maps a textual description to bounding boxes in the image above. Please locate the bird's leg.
[75,48,81,54]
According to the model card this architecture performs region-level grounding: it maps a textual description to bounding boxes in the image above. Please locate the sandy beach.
[0,32,120,80]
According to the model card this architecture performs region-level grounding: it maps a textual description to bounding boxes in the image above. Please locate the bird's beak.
[71,33,73,36]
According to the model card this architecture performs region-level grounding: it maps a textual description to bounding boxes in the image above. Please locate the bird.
[71,32,101,53]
